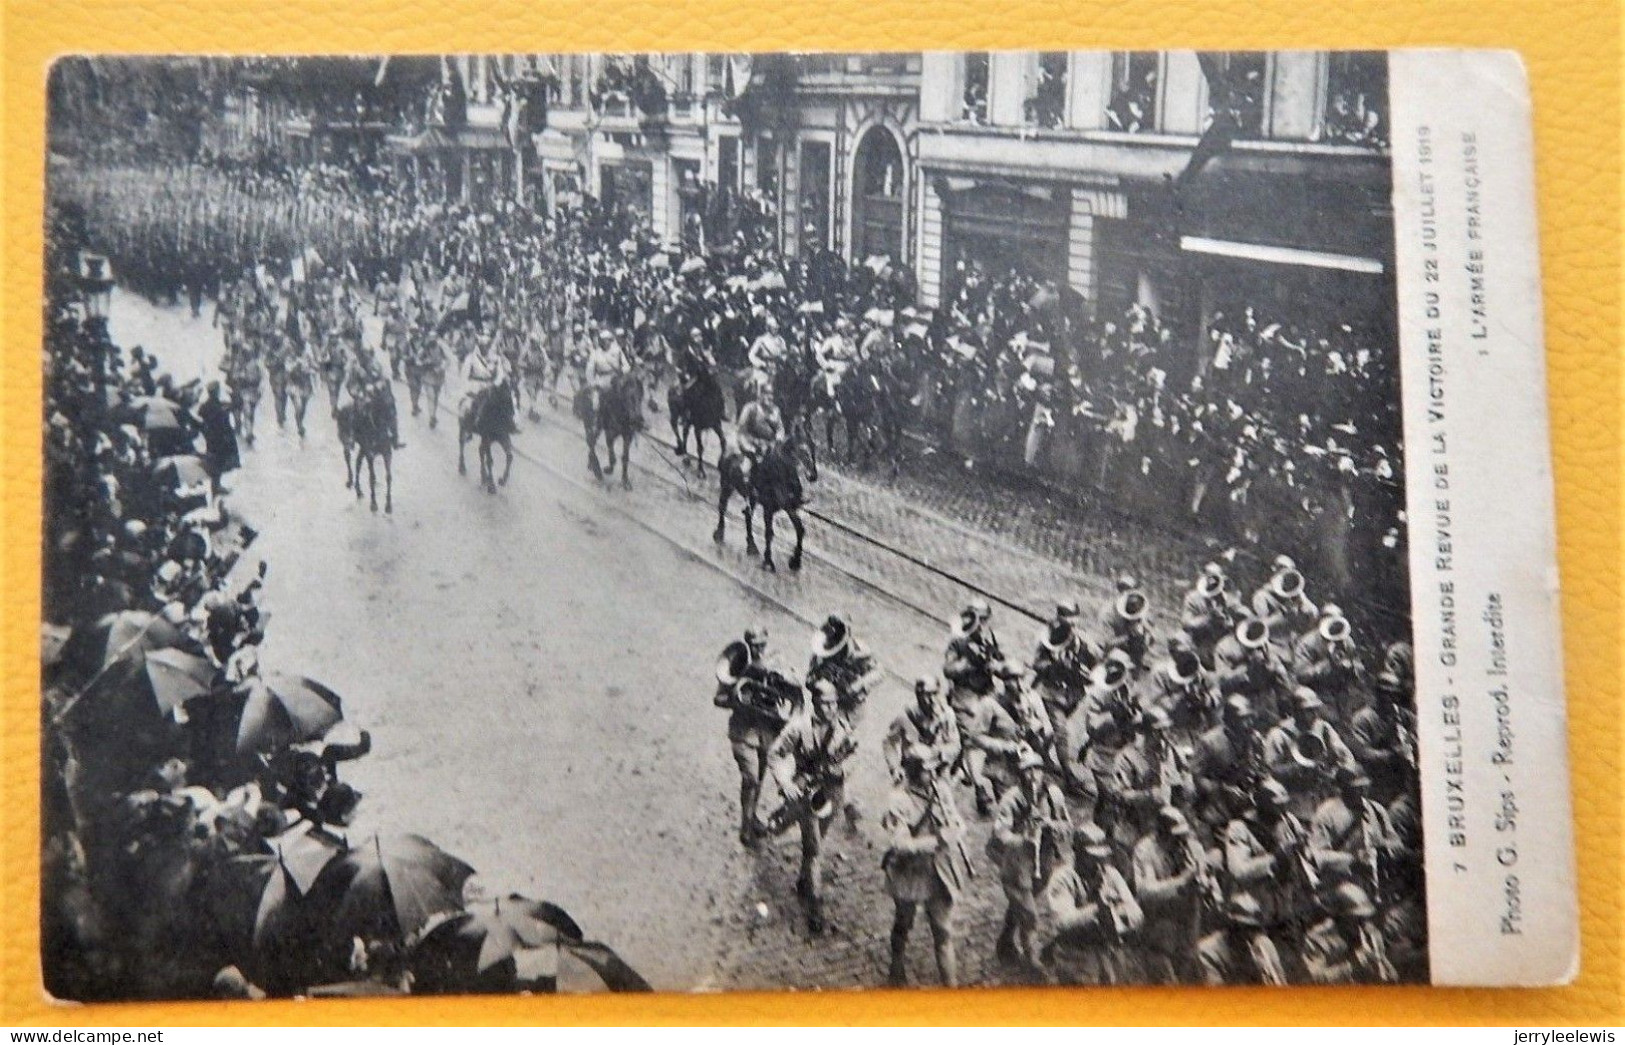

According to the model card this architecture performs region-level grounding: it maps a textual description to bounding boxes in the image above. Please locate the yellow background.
[2,0,1619,1026]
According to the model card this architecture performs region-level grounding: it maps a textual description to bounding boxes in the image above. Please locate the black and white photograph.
[40,49,1426,1000]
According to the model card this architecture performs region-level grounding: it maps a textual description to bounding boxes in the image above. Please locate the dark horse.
[819,357,904,472]
[575,374,644,489]
[336,389,394,513]
[714,423,819,572]
[458,382,515,494]
[667,366,726,477]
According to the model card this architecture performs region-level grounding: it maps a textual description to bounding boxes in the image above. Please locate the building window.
[1323,51,1388,147]
[757,136,779,199]
[799,139,832,250]
[1210,51,1267,138]
[706,54,730,96]
[1023,52,1068,129]
[718,134,740,194]
[960,52,989,124]
[1107,52,1160,133]
[566,55,586,109]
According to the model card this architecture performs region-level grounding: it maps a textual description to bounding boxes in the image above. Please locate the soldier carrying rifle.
[881,698,974,987]
[764,680,858,935]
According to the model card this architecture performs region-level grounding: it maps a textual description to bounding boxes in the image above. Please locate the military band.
[711,549,1418,986]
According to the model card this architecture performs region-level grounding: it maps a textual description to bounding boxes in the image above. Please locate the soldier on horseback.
[458,331,516,437]
[583,327,632,419]
[347,350,406,449]
[733,375,784,480]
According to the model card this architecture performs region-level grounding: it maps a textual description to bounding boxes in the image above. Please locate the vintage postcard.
[37,47,1573,999]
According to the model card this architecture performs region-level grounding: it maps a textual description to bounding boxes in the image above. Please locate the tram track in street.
[429,396,957,688]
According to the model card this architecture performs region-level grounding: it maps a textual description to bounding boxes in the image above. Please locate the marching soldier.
[1348,671,1418,807]
[805,613,882,725]
[1300,882,1398,984]
[1076,651,1140,826]
[1263,686,1359,819]
[1308,766,1401,900]
[881,744,973,986]
[1291,604,1366,721]
[1249,777,1320,942]
[1107,707,1194,850]
[993,659,1057,772]
[1190,695,1270,839]
[1213,617,1294,720]
[1149,634,1221,744]
[884,675,961,784]
[960,671,1026,814]
[714,625,795,848]
[1031,598,1100,795]
[1102,585,1156,673]
[943,598,1005,732]
[1180,561,1245,668]
[765,679,859,935]
[1130,805,1214,984]
[988,745,1071,973]
[1196,784,1294,985]
[1250,554,1319,644]
[1042,823,1144,985]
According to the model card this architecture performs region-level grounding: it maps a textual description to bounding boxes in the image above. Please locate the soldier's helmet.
[1075,823,1113,860]
[744,624,769,648]
[1327,881,1378,920]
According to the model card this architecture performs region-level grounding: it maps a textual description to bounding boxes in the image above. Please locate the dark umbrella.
[143,647,218,714]
[154,454,212,488]
[234,672,344,754]
[410,894,651,994]
[53,610,197,727]
[306,834,474,948]
[125,396,186,433]
[251,826,348,991]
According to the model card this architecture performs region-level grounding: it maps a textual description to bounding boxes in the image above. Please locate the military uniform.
[988,771,1072,967]
[880,773,972,986]
[766,705,858,931]
[1042,849,1144,985]
[1263,714,1358,819]
[1129,817,1214,984]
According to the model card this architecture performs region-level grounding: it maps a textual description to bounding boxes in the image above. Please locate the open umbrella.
[234,672,344,754]
[125,396,186,433]
[678,256,706,275]
[56,610,188,688]
[863,307,895,326]
[411,895,651,994]
[647,253,671,271]
[143,647,218,714]
[154,454,211,488]
[306,834,474,948]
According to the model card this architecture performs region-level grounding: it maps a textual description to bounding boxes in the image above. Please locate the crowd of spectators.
[40,201,643,1001]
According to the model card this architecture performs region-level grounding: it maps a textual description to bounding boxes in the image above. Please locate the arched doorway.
[850,126,905,263]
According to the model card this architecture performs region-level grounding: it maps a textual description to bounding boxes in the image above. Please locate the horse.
[336,388,394,513]
[831,355,904,472]
[667,366,726,477]
[574,373,644,489]
[457,382,515,493]
[714,422,819,572]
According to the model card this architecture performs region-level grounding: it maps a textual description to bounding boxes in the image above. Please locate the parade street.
[111,290,1158,992]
